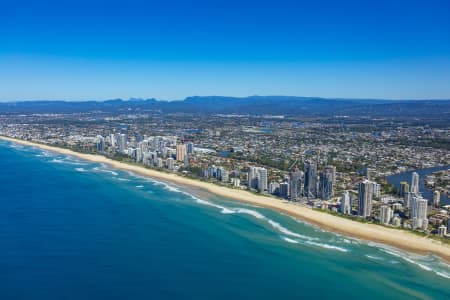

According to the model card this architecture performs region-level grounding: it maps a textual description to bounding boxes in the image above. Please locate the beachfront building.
[176,144,186,161]
[279,182,289,199]
[269,182,280,195]
[411,195,428,230]
[117,133,127,154]
[258,168,268,193]
[380,205,392,225]
[340,191,352,215]
[411,172,419,194]
[247,166,268,193]
[303,161,317,199]
[166,157,174,170]
[96,135,105,152]
[289,171,303,201]
[358,179,374,218]
[318,167,334,200]
[248,166,258,190]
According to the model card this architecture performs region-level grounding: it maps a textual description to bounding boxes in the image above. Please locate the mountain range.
[1,96,449,117]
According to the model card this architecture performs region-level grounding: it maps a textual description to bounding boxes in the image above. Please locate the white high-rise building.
[248,166,258,190]
[257,168,268,193]
[411,172,419,194]
[109,133,117,151]
[269,182,280,195]
[372,182,381,199]
[433,190,441,207]
[411,195,428,230]
[404,192,412,209]
[166,157,174,170]
[340,191,352,215]
[380,205,392,225]
[358,180,374,218]
[117,133,127,153]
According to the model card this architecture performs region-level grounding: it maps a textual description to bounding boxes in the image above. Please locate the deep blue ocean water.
[1,140,449,300]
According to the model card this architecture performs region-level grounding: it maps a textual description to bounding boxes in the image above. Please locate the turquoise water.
[0,140,449,299]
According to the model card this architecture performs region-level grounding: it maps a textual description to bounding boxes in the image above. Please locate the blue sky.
[1,0,450,101]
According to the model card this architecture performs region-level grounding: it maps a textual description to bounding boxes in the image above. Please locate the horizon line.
[2,95,450,104]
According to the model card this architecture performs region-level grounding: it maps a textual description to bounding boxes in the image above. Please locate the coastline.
[2,136,450,262]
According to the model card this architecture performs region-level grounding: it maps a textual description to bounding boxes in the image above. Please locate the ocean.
[1,140,449,299]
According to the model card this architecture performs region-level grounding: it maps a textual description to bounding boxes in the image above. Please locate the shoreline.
[2,136,450,262]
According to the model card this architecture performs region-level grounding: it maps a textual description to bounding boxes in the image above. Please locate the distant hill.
[0,96,449,117]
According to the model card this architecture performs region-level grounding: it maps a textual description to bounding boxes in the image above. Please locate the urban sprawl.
[1,112,449,239]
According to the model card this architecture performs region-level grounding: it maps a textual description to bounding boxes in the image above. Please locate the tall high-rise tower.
[358,179,374,218]
[176,144,186,161]
[411,172,419,194]
[318,167,334,200]
[340,191,351,215]
[257,168,268,193]
[303,161,317,199]
[411,195,428,230]
[289,171,303,201]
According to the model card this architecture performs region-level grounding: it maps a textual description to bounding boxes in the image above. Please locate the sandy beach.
[2,136,450,262]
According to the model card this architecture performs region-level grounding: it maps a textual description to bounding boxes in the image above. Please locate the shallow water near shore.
[1,140,450,299]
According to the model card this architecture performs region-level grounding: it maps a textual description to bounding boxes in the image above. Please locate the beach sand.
[2,136,450,262]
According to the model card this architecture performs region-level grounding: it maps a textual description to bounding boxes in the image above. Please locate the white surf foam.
[99,169,118,176]
[375,244,450,280]
[112,172,345,254]
[305,241,348,252]
[366,255,385,261]
[50,158,86,165]
[281,236,300,244]
[75,167,86,172]
[117,177,131,181]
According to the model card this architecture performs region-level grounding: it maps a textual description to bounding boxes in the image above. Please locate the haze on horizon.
[1,0,450,102]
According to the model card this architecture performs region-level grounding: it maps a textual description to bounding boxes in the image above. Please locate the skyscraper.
[279,182,290,199]
[411,195,428,230]
[358,179,374,218]
[166,157,174,170]
[96,135,105,152]
[340,191,351,215]
[248,166,258,190]
[411,172,419,194]
[404,192,412,209]
[257,168,268,193]
[318,167,334,200]
[380,205,392,225]
[303,161,317,199]
[399,181,409,197]
[117,133,127,153]
[247,166,268,193]
[176,144,186,161]
[289,171,303,201]
[433,190,441,207]
[186,142,194,155]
